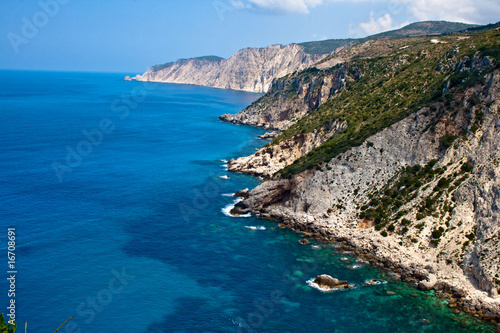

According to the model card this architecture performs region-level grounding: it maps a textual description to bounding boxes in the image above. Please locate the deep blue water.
[0,71,496,332]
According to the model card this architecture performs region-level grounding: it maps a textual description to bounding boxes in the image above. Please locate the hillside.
[128,44,326,93]
[226,27,500,322]
[128,21,479,93]
[298,21,477,54]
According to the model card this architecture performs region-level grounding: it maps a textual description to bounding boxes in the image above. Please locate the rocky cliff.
[219,64,355,131]
[129,21,483,94]
[228,28,500,321]
[132,44,326,93]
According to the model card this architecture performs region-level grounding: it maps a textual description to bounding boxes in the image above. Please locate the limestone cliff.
[220,64,357,131]
[132,44,326,93]
[228,29,500,321]
[219,36,437,131]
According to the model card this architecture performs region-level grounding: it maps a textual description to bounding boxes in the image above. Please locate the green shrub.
[468,94,480,106]
[416,213,426,220]
[401,218,412,226]
[441,134,458,148]
[461,161,474,173]
[0,313,16,333]
[432,227,445,239]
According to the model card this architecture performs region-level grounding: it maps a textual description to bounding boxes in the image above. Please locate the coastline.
[224,95,500,328]
[234,203,500,326]
[222,59,500,328]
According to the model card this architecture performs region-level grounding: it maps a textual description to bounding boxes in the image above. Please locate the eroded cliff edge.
[132,44,327,93]
[227,29,500,322]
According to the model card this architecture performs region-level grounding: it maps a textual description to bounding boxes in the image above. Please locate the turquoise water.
[0,70,496,332]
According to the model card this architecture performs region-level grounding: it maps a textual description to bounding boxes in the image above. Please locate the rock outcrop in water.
[132,44,326,93]
[312,275,351,289]
[226,28,500,322]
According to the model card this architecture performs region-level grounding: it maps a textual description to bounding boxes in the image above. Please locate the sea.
[0,70,496,332]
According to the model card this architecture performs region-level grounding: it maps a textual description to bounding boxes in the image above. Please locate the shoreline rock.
[312,274,352,290]
[257,131,280,140]
[266,215,500,325]
[418,273,438,291]
[233,188,249,199]
[221,32,500,327]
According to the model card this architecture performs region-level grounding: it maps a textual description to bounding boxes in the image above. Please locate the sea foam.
[221,197,251,217]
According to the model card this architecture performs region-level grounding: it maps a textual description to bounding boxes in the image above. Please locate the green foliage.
[270,28,499,178]
[432,227,445,239]
[358,159,446,229]
[475,109,485,125]
[0,313,76,333]
[299,39,356,55]
[0,314,16,333]
[401,218,412,226]
[466,230,476,241]
[441,134,458,149]
[468,94,481,106]
[461,160,474,173]
[151,56,223,72]
[191,55,224,62]
[151,62,174,72]
[299,21,476,54]
[434,176,452,191]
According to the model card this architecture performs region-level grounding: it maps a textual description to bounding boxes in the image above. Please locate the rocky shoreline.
[235,204,500,326]
[221,28,500,329]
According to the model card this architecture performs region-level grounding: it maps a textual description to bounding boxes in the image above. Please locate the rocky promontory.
[132,44,327,93]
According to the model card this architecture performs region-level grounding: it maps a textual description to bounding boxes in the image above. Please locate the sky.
[0,0,499,74]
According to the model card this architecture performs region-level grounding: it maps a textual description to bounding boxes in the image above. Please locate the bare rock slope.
[133,44,326,93]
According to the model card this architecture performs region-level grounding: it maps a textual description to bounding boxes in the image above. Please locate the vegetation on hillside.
[298,21,478,54]
[0,313,75,333]
[151,62,174,72]
[151,56,224,72]
[275,28,499,178]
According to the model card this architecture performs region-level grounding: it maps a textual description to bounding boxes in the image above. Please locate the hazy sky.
[0,0,499,73]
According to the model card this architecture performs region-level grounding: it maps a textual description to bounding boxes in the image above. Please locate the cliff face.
[228,29,500,319]
[220,64,356,131]
[134,44,326,93]
[227,119,347,177]
[236,69,500,317]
